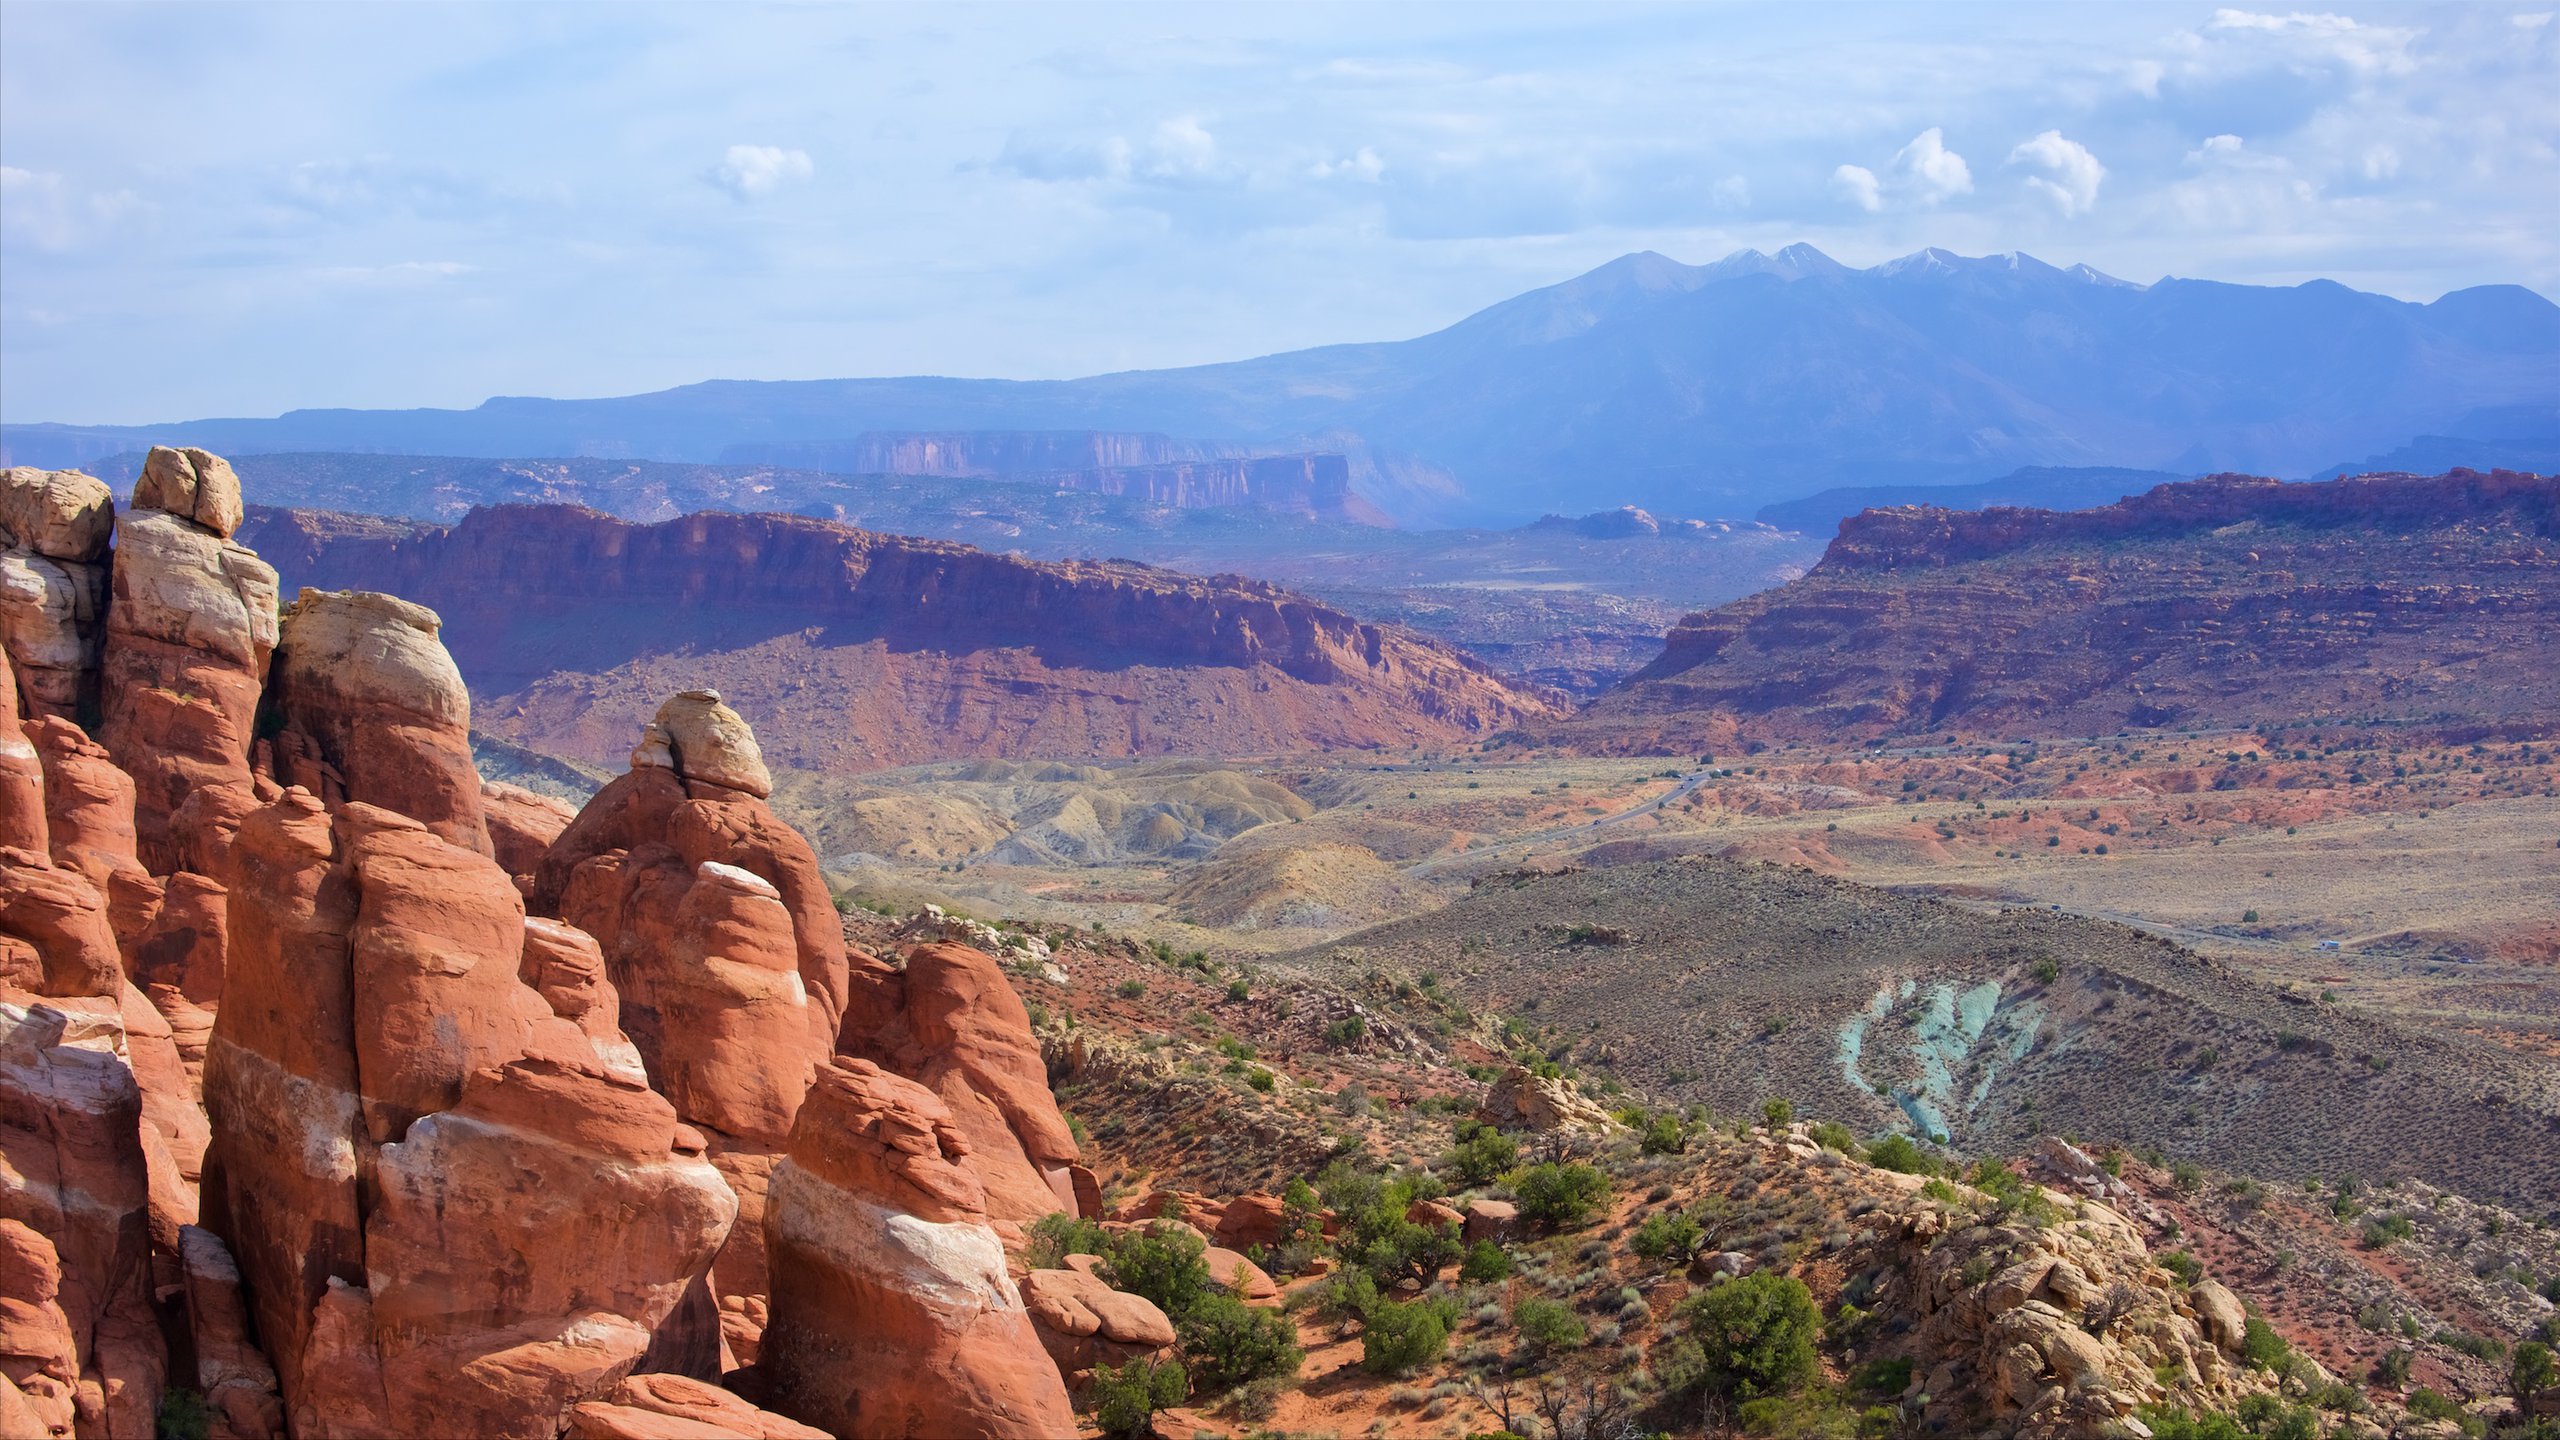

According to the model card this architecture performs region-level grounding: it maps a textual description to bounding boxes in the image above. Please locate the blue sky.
[3,1,2554,424]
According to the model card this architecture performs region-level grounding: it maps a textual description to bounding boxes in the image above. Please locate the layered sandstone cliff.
[1574,469,2560,746]
[240,503,1559,773]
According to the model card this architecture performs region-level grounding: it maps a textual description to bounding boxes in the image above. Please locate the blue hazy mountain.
[6,245,2553,524]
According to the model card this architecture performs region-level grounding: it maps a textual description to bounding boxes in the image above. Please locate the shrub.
[1510,1162,1611,1229]
[1460,1240,1513,1283]
[1225,977,1252,1001]
[1361,1296,1458,1375]
[1678,1272,1820,1400]
[1512,1296,1586,1355]
[1639,1110,1690,1155]
[1028,1213,1109,1269]
[1443,1121,1518,1185]
[1116,979,1147,999]
[2404,1387,2462,1421]
[2515,1341,2557,1411]
[1180,1291,1303,1390]
[1762,1097,1794,1129]
[2370,1348,2412,1386]
[1806,1121,1858,1157]
[2133,1407,2248,1440]
[2159,1249,2203,1285]
[1323,1015,1367,1047]
[1866,1133,1935,1175]
[1091,1356,1188,1437]
[2241,1317,2291,1372]
[1631,1210,1704,1261]
[2361,1213,2414,1248]
[1244,1066,1276,1092]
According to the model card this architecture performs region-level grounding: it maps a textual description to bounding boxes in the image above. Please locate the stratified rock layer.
[1,467,114,721]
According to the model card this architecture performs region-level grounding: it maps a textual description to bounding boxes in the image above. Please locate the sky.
[3,1,2555,425]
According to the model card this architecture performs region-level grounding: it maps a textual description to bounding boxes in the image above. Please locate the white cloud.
[2361,143,2400,180]
[708,144,813,200]
[1310,146,1386,182]
[1710,174,1752,210]
[1142,117,1219,180]
[2008,129,2106,217]
[2516,12,2554,28]
[0,166,147,249]
[2203,9,2420,76]
[1892,127,1974,204]
[316,260,475,285]
[1831,163,1883,212]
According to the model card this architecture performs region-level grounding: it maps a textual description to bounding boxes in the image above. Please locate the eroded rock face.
[533,700,858,1297]
[1019,1267,1177,1391]
[2,667,45,853]
[27,716,160,962]
[0,855,165,1440]
[0,1218,81,1440]
[852,942,1083,1226]
[564,1374,827,1440]
[95,508,279,872]
[483,780,577,877]
[0,467,113,721]
[269,589,489,856]
[762,1058,1074,1440]
[203,787,734,1438]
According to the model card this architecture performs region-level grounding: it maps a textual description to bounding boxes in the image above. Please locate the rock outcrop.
[202,790,735,1437]
[132,448,247,540]
[0,1219,81,1440]
[241,503,1561,775]
[267,589,490,856]
[1475,1063,1619,1134]
[532,692,855,1296]
[1576,470,2560,746]
[482,780,577,878]
[761,1058,1076,1440]
[94,467,279,871]
[1,467,114,721]
[1019,1267,1177,1392]
[849,941,1084,1226]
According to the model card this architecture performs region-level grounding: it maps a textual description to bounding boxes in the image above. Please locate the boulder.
[2188,1280,2247,1354]
[95,508,278,872]
[268,589,490,855]
[1198,1245,1279,1304]
[483,780,577,876]
[0,467,113,720]
[648,691,772,798]
[1475,1064,1617,1133]
[1213,1192,1288,1251]
[1020,1267,1176,1387]
[1461,1199,1521,1245]
[760,1058,1076,1440]
[132,447,245,539]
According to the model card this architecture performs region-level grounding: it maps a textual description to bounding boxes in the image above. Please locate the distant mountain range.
[6,245,2554,524]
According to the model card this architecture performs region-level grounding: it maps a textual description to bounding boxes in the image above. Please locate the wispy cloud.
[2009,130,2106,217]
[708,145,813,201]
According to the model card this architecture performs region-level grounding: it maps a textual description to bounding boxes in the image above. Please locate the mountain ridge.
[7,245,2554,524]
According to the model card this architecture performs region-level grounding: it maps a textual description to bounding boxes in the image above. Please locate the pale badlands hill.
[1291,856,2560,1210]
[239,504,1562,775]
[1568,469,2560,748]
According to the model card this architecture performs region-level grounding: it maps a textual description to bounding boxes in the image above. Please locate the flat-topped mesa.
[760,1058,1076,1440]
[1,465,115,722]
[266,588,491,856]
[95,449,279,873]
[532,691,856,1298]
[202,790,735,1437]
[241,503,1562,774]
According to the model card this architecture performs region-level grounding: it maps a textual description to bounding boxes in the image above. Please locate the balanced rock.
[132,446,244,539]
[761,1058,1075,1440]
[0,467,113,720]
[649,691,772,798]
[268,589,490,855]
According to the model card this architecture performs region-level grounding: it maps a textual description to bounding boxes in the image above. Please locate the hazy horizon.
[5,1,2556,425]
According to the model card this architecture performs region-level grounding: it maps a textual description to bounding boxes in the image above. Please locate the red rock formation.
[28,716,160,962]
[132,447,246,540]
[174,1225,282,1440]
[851,941,1083,1226]
[564,1374,826,1440]
[1019,1267,1177,1392]
[1,467,114,722]
[483,779,577,877]
[532,694,860,1297]
[1575,470,2560,747]
[203,788,735,1438]
[0,854,165,1439]
[242,503,1560,774]
[95,468,278,871]
[0,1218,80,1440]
[2,666,45,853]
[267,589,491,855]
[761,1057,1077,1439]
